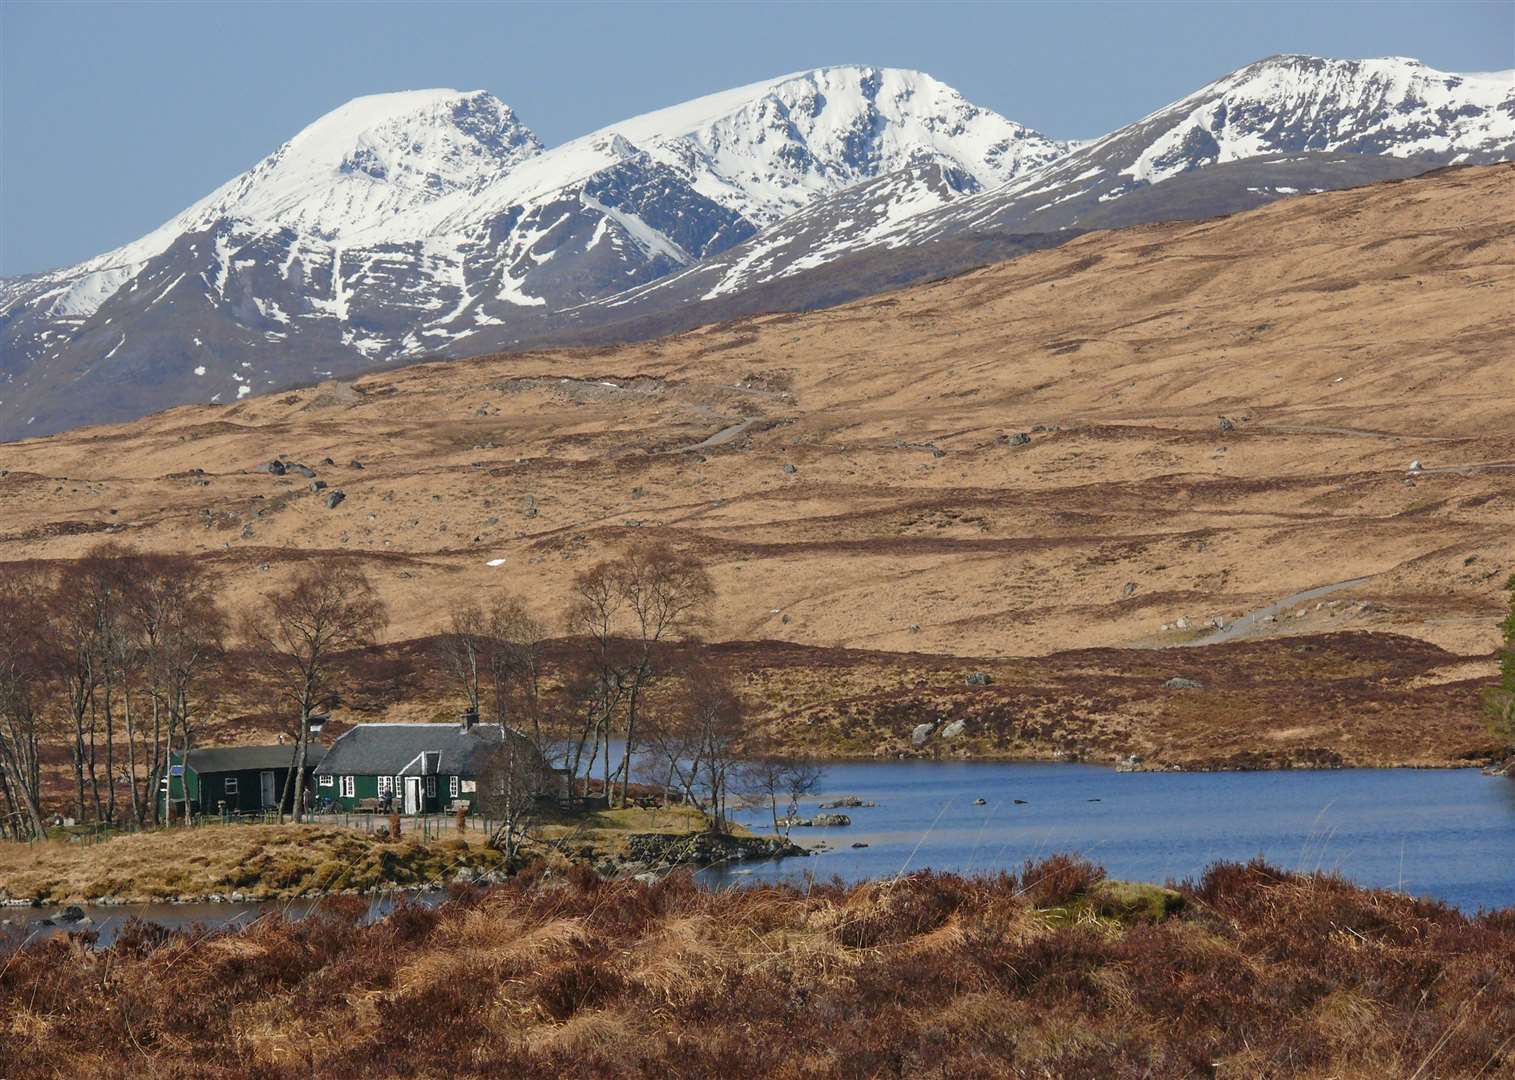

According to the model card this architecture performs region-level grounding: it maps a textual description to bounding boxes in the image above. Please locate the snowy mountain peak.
[1125,54,1515,183]
[196,88,543,236]
[582,64,1067,225]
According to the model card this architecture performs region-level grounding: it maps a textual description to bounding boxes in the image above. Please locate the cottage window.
[449,776,460,799]
[225,777,238,795]
[318,774,333,788]
[461,780,476,794]
[425,775,436,797]
[378,776,393,796]
[340,776,355,798]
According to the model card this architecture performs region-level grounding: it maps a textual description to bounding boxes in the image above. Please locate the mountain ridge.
[3,55,1510,439]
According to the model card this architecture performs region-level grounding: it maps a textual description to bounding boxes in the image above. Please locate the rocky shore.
[594,832,807,880]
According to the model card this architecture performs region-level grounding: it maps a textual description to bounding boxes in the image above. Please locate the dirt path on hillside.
[1178,577,1373,648]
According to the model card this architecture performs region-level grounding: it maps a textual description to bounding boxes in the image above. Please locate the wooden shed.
[161,744,326,817]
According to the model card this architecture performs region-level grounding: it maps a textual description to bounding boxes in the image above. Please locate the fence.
[24,809,496,845]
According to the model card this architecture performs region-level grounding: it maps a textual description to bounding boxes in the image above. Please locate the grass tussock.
[0,824,503,903]
[2,858,1512,1078]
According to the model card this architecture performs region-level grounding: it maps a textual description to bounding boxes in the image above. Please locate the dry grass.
[0,824,503,903]
[2,859,1511,1078]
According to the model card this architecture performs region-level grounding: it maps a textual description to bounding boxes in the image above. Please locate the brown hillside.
[1,165,1511,765]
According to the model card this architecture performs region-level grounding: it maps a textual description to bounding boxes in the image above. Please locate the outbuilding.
[161,744,325,818]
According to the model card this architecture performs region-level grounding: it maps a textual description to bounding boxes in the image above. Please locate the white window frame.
[340,776,355,798]
[318,774,333,788]
[425,775,436,797]
[224,777,238,795]
[378,776,393,796]
[449,775,460,799]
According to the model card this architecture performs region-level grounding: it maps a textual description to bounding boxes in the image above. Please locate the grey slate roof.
[184,744,325,773]
[314,723,519,778]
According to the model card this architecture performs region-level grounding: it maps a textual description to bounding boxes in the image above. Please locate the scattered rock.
[1408,459,1423,473]
[1218,417,1235,432]
[965,671,992,686]
[309,480,327,492]
[910,722,936,747]
[324,491,346,509]
[812,813,852,827]
[258,459,287,476]
[850,842,869,849]
[819,796,875,809]
[1164,677,1204,690]
[1123,581,1137,597]
[973,798,987,806]
[1174,617,1192,630]
[288,464,316,478]
[1005,432,1031,446]
[1013,799,1028,805]
[350,460,364,469]
[782,463,798,475]
[940,719,966,739]
[1116,754,1144,772]
[320,457,335,466]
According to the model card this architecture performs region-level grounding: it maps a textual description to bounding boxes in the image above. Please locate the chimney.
[460,706,479,732]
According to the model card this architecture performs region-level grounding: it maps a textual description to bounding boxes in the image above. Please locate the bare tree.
[242,561,387,823]
[565,560,632,802]
[613,543,712,808]
[475,732,551,861]
[436,604,487,721]
[486,594,546,732]
[0,570,49,839]
[131,556,226,825]
[742,755,825,837]
[644,665,745,833]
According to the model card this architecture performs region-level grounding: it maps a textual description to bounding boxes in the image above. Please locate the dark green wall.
[318,773,474,813]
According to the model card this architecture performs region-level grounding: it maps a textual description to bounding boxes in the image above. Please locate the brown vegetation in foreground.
[3,858,1512,1078]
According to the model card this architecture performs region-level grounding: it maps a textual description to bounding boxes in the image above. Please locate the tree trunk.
[87,693,103,822]
[103,679,117,825]
[291,711,311,824]
[124,689,142,826]
[0,758,45,840]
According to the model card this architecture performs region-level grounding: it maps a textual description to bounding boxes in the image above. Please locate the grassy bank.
[0,806,745,904]
[2,857,1510,1077]
[0,824,505,904]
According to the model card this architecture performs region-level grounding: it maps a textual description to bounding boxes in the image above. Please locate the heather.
[3,858,1512,1078]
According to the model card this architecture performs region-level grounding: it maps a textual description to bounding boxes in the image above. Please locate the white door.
[404,777,421,815]
[260,771,277,809]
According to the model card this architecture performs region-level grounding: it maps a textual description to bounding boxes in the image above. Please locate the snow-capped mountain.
[564,55,1513,324]
[1,67,1065,437]
[3,55,1511,439]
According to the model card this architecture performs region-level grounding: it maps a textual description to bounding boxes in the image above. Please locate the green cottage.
[312,717,541,814]
[161,744,326,817]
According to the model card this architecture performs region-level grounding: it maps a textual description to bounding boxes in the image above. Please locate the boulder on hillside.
[1164,677,1204,690]
[965,671,992,686]
[324,491,346,509]
[910,722,935,746]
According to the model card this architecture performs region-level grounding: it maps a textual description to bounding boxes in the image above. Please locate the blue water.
[699,763,1515,912]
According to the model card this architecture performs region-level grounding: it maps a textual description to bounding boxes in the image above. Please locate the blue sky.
[2,0,1511,276]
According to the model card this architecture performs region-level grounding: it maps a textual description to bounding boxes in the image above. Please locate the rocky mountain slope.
[558,56,1513,337]
[1,67,1063,438]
